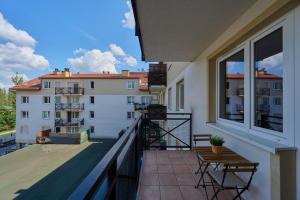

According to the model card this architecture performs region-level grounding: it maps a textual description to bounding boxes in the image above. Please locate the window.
[55,111,61,119]
[56,127,61,133]
[67,127,79,134]
[42,111,50,119]
[55,81,60,88]
[254,28,283,132]
[90,126,95,134]
[90,81,95,89]
[71,112,79,118]
[176,79,185,110]
[168,88,172,109]
[127,80,135,89]
[43,81,51,89]
[219,49,245,123]
[20,125,29,134]
[90,96,95,104]
[67,96,79,103]
[90,111,94,118]
[55,96,61,104]
[21,96,29,104]
[273,97,282,105]
[127,112,135,120]
[21,111,29,119]
[127,96,135,104]
[43,96,51,104]
[141,96,150,105]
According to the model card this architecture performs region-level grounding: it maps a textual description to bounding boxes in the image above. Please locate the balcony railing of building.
[148,62,167,87]
[236,104,244,112]
[55,118,84,127]
[257,104,270,113]
[257,88,270,96]
[55,103,85,111]
[68,111,192,199]
[55,87,85,95]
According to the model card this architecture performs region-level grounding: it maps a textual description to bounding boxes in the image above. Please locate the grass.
[0,138,116,200]
[0,129,15,136]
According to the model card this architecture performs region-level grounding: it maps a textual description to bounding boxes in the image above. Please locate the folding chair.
[192,134,211,175]
[207,162,259,200]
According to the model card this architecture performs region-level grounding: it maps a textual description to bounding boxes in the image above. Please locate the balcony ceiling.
[133,0,257,62]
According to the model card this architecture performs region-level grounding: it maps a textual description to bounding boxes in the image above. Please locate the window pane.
[219,50,244,123]
[254,28,283,132]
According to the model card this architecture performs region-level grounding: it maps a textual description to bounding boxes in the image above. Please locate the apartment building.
[11,68,154,144]
[133,0,300,199]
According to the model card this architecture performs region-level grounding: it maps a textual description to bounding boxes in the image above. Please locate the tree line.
[0,74,24,132]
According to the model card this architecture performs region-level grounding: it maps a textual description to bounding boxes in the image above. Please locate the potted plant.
[210,135,225,154]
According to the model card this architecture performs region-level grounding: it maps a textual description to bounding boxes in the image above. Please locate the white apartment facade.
[12,69,154,144]
[133,0,300,199]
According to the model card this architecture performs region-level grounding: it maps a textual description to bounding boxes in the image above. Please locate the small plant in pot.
[210,135,225,154]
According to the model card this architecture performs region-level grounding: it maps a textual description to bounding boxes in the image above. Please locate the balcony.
[148,62,167,93]
[55,87,84,95]
[55,103,84,111]
[257,104,270,113]
[257,88,270,96]
[236,88,244,96]
[55,118,84,127]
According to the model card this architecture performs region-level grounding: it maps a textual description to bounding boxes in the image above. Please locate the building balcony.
[237,88,244,96]
[257,104,270,113]
[55,103,84,111]
[55,118,84,127]
[236,104,244,112]
[55,87,84,95]
[257,88,270,96]
[148,62,167,93]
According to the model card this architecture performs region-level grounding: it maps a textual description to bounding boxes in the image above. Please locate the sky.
[0,0,147,88]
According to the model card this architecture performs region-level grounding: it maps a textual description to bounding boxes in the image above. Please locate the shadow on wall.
[14,139,116,200]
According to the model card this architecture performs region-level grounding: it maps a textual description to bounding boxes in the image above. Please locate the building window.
[90,111,94,118]
[90,126,95,134]
[219,49,244,123]
[127,112,135,120]
[67,127,79,134]
[254,28,283,132]
[43,96,51,104]
[176,79,185,110]
[141,96,150,105]
[71,112,79,118]
[127,80,135,89]
[90,96,95,104]
[20,125,29,134]
[42,111,50,119]
[55,111,61,119]
[55,96,61,104]
[90,81,95,89]
[127,96,135,104]
[43,81,51,89]
[21,111,29,119]
[21,96,29,104]
[55,127,61,133]
[168,87,172,109]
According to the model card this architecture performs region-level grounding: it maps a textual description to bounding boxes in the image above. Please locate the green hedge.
[80,130,89,143]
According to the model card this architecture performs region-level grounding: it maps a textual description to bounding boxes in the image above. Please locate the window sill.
[206,123,296,154]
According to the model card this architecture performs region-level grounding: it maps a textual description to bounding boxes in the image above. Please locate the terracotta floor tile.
[176,173,196,186]
[157,164,173,173]
[172,164,191,174]
[142,173,159,186]
[159,173,178,186]
[143,164,158,174]
[157,157,170,164]
[160,186,183,200]
[169,157,184,165]
[139,186,160,200]
[180,186,204,200]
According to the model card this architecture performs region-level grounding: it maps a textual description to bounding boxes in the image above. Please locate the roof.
[11,72,149,91]
[227,74,282,79]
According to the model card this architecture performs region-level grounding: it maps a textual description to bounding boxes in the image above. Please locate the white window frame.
[176,79,185,111]
[21,111,29,119]
[21,96,29,104]
[90,96,95,104]
[43,96,51,104]
[127,111,134,120]
[43,81,51,89]
[90,81,95,89]
[127,96,135,104]
[127,80,135,89]
[42,111,50,119]
[90,126,95,134]
[89,111,94,119]
[55,111,61,119]
[168,87,172,110]
[216,14,294,145]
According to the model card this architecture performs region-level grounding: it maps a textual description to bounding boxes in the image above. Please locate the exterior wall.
[166,62,190,85]
[163,2,300,200]
[15,78,153,143]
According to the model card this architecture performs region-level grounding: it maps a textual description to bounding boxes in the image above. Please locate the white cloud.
[73,48,87,54]
[0,42,49,71]
[258,52,283,71]
[68,49,118,74]
[0,12,36,47]
[122,1,135,29]
[109,43,125,56]
[123,56,137,66]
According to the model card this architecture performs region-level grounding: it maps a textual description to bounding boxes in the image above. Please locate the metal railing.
[55,87,84,95]
[55,118,84,127]
[55,103,85,111]
[68,115,143,200]
[256,88,270,96]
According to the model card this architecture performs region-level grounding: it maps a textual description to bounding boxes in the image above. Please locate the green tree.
[9,73,24,108]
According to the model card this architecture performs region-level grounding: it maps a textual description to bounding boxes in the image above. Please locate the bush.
[210,135,225,146]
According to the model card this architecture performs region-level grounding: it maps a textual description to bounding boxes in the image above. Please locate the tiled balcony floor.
[138,150,234,200]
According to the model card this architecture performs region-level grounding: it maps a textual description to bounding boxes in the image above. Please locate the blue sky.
[0,0,147,88]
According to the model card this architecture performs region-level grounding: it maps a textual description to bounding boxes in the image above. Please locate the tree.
[9,73,24,108]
